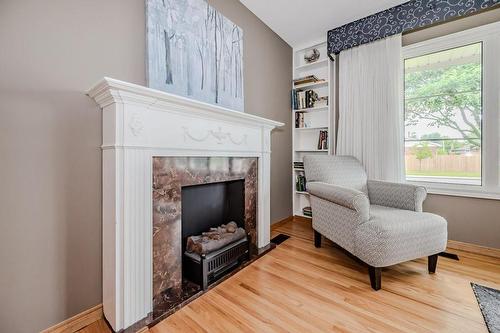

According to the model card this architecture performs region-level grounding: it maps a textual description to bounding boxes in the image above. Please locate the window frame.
[402,21,500,200]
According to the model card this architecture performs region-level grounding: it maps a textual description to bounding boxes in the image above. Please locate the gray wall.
[424,194,500,248]
[403,9,500,249]
[0,1,292,332]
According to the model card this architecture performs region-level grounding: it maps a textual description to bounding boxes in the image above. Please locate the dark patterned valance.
[327,0,500,55]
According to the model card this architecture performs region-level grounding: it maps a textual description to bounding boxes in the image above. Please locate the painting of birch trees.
[146,0,244,112]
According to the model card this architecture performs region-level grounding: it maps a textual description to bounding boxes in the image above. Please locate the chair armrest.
[367,180,427,212]
[307,182,370,222]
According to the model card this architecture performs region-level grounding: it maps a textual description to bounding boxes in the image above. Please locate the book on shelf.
[291,90,305,110]
[296,174,307,192]
[306,90,313,108]
[293,75,319,86]
[295,112,305,128]
[317,130,328,150]
[302,206,312,217]
[292,89,324,111]
[295,80,326,89]
[298,91,306,109]
[293,161,304,169]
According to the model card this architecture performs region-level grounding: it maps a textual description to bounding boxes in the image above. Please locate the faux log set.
[186,221,246,255]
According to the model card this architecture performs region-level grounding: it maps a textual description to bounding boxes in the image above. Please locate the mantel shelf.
[87,77,284,129]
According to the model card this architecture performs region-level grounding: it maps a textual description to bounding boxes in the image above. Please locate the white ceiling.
[239,0,408,48]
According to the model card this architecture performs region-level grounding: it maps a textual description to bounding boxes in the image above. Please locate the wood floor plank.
[77,319,112,333]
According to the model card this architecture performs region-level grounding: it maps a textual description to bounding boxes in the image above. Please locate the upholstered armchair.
[303,155,448,290]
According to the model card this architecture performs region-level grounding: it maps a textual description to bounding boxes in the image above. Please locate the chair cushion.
[303,155,368,195]
[354,205,447,267]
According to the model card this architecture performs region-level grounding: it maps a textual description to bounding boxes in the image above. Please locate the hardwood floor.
[82,217,500,333]
[78,319,112,333]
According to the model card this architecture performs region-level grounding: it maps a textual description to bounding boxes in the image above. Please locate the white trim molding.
[87,77,283,331]
[402,21,500,200]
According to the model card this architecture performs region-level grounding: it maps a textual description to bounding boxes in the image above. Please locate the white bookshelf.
[292,40,336,219]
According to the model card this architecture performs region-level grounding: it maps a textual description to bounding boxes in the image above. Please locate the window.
[402,23,500,198]
[404,43,482,185]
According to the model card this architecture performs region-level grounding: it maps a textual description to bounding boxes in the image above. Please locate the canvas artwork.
[146,0,244,112]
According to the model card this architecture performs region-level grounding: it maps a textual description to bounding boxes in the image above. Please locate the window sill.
[406,179,500,200]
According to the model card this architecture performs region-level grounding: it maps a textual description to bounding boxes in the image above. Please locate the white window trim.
[402,21,500,200]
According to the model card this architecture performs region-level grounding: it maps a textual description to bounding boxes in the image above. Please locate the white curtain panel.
[337,34,404,182]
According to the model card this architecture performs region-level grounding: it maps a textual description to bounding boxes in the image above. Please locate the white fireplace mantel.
[87,77,283,331]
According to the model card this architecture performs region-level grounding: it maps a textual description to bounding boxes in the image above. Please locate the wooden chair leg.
[368,266,381,291]
[428,254,438,274]
[314,230,321,248]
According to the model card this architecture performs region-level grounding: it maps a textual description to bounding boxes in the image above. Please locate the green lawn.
[406,170,481,178]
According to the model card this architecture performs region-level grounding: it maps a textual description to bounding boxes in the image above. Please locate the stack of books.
[296,174,307,192]
[293,75,323,86]
[318,130,328,150]
[302,206,312,217]
[291,89,316,110]
[293,161,304,169]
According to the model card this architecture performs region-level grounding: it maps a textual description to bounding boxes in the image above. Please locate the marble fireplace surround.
[152,156,258,310]
[87,78,283,331]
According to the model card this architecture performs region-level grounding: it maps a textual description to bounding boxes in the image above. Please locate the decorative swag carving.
[327,0,500,55]
[182,126,248,145]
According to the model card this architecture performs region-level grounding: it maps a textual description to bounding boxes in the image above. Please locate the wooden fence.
[405,153,480,173]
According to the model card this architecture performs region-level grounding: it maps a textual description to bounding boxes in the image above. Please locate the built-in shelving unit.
[292,40,336,219]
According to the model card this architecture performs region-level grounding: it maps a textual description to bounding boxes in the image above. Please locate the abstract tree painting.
[147,0,244,112]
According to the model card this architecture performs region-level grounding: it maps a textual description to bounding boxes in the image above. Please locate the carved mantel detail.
[129,113,144,137]
[182,126,248,145]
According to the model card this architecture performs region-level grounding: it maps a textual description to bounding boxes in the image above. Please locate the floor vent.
[271,234,290,245]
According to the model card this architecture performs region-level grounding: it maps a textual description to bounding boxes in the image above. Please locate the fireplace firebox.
[181,179,245,243]
[181,179,249,289]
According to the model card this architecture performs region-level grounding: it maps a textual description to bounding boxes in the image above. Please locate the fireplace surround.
[152,156,257,312]
[87,78,283,331]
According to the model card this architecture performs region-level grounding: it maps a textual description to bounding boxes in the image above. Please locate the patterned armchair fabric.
[307,182,369,222]
[304,155,447,268]
[355,205,447,267]
[368,180,427,212]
